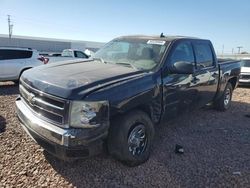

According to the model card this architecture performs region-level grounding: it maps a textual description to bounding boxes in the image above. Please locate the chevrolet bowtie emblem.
[27,92,35,105]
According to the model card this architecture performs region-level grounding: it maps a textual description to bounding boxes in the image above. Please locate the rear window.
[0,49,32,60]
[193,42,214,68]
[241,60,250,67]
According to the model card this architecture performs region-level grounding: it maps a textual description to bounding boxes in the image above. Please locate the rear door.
[0,50,7,79]
[2,49,32,79]
[192,40,219,107]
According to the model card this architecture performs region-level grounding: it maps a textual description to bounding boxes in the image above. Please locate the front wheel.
[214,82,233,111]
[108,110,155,166]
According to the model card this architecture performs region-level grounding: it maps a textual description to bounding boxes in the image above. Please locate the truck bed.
[218,58,238,64]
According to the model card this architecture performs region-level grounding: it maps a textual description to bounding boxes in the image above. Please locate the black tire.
[108,110,155,167]
[214,82,233,111]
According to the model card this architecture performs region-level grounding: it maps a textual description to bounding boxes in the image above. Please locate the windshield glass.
[93,39,168,71]
[241,60,250,67]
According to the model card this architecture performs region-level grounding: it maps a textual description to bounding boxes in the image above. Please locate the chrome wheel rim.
[224,88,231,106]
[128,124,147,156]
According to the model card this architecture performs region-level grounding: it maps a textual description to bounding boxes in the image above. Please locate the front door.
[162,40,199,120]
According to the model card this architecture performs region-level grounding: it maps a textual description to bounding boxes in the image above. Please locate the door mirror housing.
[170,61,194,74]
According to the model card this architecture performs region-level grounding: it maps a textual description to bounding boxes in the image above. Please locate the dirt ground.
[0,82,249,188]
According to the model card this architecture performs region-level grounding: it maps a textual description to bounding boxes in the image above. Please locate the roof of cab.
[0,46,33,51]
[116,35,201,42]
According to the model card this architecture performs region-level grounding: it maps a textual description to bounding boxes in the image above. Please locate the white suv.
[0,47,47,83]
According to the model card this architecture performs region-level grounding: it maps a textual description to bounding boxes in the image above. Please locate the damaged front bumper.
[16,96,109,160]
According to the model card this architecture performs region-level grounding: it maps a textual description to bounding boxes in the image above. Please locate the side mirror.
[171,61,194,74]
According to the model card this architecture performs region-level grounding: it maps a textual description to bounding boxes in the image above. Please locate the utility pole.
[222,44,224,57]
[7,15,13,39]
[237,46,243,54]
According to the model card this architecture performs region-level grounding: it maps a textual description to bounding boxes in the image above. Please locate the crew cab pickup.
[45,49,89,63]
[16,35,241,166]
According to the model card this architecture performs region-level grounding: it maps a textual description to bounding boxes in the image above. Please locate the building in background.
[0,34,105,53]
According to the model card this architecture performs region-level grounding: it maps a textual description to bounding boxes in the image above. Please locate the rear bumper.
[238,81,250,85]
[239,80,250,85]
[16,97,109,160]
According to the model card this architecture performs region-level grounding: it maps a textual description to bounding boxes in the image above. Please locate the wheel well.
[111,105,152,123]
[228,77,237,90]
[135,105,152,119]
[19,67,31,78]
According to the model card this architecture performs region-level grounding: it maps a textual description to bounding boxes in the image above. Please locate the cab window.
[74,51,88,58]
[0,49,32,60]
[193,42,214,68]
[169,42,194,65]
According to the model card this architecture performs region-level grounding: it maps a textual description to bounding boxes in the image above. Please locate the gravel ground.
[0,81,249,188]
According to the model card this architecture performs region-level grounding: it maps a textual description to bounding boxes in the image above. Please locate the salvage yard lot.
[0,82,249,188]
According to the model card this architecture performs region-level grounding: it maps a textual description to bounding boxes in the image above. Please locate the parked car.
[239,58,250,85]
[0,47,48,83]
[45,49,89,63]
[16,35,241,166]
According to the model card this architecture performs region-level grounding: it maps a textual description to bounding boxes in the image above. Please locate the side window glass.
[169,42,194,65]
[75,51,87,58]
[0,50,32,60]
[0,50,6,60]
[193,42,214,68]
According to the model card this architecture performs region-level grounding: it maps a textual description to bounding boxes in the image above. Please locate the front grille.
[19,82,69,127]
[240,74,250,80]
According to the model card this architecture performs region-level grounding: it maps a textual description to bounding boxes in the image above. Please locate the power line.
[237,46,243,54]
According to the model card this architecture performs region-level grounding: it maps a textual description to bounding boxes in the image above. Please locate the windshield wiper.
[93,57,107,64]
[115,62,138,70]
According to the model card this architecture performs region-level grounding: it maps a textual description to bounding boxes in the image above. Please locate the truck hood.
[21,59,145,99]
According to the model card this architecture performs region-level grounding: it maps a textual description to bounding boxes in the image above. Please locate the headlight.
[70,101,109,128]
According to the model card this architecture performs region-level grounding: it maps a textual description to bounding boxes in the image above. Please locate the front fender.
[84,72,163,124]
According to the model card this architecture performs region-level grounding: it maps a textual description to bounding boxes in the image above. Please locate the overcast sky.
[0,0,249,53]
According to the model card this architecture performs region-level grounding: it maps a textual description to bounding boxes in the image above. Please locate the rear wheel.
[108,110,154,166]
[214,82,233,111]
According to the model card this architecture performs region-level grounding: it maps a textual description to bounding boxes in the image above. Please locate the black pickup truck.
[16,35,241,166]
